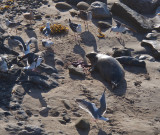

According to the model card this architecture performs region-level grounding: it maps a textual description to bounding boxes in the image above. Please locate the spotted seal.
[86,52,125,89]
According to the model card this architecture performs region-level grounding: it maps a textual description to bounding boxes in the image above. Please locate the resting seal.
[86,52,125,89]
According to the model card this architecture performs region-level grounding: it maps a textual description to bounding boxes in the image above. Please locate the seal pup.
[76,90,109,121]
[86,52,125,89]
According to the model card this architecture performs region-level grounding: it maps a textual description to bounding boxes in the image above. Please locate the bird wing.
[98,90,107,116]
[115,20,121,28]
[76,99,98,118]
[10,36,26,50]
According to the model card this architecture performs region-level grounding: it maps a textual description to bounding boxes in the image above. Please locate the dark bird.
[69,19,82,44]
[42,22,51,37]
[79,10,92,31]
[18,53,42,70]
[76,90,109,121]
[5,19,23,34]
[10,36,37,55]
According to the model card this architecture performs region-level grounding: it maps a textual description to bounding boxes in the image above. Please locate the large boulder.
[55,2,72,10]
[77,2,90,10]
[111,2,154,33]
[120,0,160,14]
[141,40,160,60]
[88,1,111,19]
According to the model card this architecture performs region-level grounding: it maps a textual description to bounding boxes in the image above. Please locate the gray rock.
[63,114,71,123]
[39,107,49,116]
[77,2,90,10]
[59,119,66,125]
[112,48,131,57]
[62,100,71,110]
[69,9,79,17]
[145,31,160,40]
[111,2,154,33]
[121,0,160,14]
[5,124,22,133]
[141,40,160,60]
[88,1,111,19]
[39,63,58,74]
[55,2,72,10]
[116,56,146,67]
[68,65,85,77]
[98,21,111,29]
[75,118,90,130]
[49,108,60,117]
[66,0,84,5]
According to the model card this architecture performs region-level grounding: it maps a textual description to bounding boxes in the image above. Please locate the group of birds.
[1,8,133,122]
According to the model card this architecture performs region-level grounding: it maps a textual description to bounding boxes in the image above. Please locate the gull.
[5,19,23,34]
[42,39,53,48]
[76,90,109,121]
[42,22,51,37]
[23,10,34,25]
[10,36,37,55]
[18,53,42,71]
[69,19,82,44]
[79,10,92,31]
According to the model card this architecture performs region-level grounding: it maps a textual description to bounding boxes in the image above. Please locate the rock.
[145,31,160,40]
[111,2,154,33]
[75,118,90,130]
[68,65,85,77]
[77,2,90,10]
[25,110,33,117]
[55,2,72,10]
[141,40,160,60]
[0,27,5,34]
[116,56,146,67]
[34,14,42,20]
[73,112,82,117]
[63,114,71,123]
[98,21,111,29]
[112,48,131,57]
[5,124,22,134]
[49,108,60,117]
[88,1,111,19]
[0,57,8,72]
[66,0,83,5]
[139,55,148,60]
[23,125,44,135]
[69,9,79,17]
[38,63,58,74]
[59,119,66,125]
[39,107,49,116]
[148,57,155,62]
[55,57,64,66]
[121,0,160,14]
[62,100,71,110]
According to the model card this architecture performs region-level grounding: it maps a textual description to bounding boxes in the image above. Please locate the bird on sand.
[5,19,23,34]
[42,39,53,48]
[23,10,34,25]
[76,90,109,121]
[10,36,37,55]
[69,19,82,44]
[79,10,92,31]
[110,19,128,34]
[18,53,42,71]
[42,22,51,37]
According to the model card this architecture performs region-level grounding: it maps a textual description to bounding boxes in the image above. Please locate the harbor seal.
[86,52,125,89]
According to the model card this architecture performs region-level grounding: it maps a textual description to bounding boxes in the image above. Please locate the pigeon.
[10,36,37,55]
[42,22,51,37]
[23,10,34,25]
[5,19,23,34]
[18,53,42,70]
[79,10,92,31]
[42,39,53,48]
[69,19,82,43]
[76,90,109,121]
